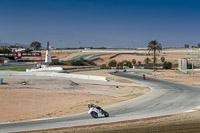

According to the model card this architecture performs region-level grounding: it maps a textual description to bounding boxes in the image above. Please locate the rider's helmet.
[88,103,95,108]
[88,103,92,108]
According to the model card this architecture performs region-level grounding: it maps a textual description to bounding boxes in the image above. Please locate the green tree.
[119,62,123,69]
[23,48,32,53]
[71,60,84,66]
[121,60,132,68]
[138,61,142,66]
[132,59,136,65]
[152,57,157,64]
[144,57,151,65]
[30,41,41,50]
[161,57,165,63]
[0,46,11,54]
[187,62,192,69]
[127,61,133,68]
[148,40,162,71]
[197,44,200,48]
[108,60,117,67]
[101,64,107,68]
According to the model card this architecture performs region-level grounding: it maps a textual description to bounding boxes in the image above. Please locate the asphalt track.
[1,72,200,133]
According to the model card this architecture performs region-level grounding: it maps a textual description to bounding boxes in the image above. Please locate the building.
[11,48,26,52]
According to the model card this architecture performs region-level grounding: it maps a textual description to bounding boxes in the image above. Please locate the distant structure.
[184,44,189,48]
[26,41,63,72]
[178,59,187,73]
[45,41,52,64]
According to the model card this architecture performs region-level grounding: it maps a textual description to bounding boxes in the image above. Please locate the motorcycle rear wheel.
[91,111,98,118]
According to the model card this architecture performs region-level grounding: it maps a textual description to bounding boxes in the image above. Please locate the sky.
[0,0,200,48]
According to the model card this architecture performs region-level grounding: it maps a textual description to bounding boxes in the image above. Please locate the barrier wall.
[0,71,107,81]
[26,66,63,72]
[133,66,144,69]
[66,67,100,73]
[187,69,200,71]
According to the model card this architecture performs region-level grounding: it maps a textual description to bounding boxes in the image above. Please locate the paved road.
[69,53,105,61]
[0,62,36,68]
[1,72,200,133]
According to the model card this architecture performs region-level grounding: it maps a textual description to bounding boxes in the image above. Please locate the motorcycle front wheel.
[91,111,98,118]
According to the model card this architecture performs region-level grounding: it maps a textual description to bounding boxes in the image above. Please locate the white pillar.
[45,50,52,63]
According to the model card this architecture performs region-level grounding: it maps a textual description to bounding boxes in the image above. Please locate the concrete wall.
[0,71,107,81]
[66,67,100,73]
[26,66,63,72]
[187,69,200,71]
[133,66,144,69]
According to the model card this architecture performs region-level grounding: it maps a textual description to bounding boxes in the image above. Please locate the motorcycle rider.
[88,103,109,118]
[88,103,102,112]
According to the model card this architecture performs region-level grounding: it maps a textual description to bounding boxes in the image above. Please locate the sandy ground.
[94,53,196,65]
[0,75,149,122]
[147,70,200,87]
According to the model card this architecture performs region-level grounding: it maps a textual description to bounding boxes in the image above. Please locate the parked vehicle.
[88,103,109,118]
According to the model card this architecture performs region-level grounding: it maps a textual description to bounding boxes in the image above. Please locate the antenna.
[47,41,49,50]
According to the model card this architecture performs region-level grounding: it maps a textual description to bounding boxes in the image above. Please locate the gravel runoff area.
[0,72,149,122]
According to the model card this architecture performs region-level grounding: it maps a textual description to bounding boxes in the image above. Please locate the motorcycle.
[88,103,109,118]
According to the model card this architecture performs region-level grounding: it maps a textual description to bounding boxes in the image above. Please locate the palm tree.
[161,57,165,63]
[148,40,162,71]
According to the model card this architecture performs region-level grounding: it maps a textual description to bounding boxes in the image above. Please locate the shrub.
[101,64,107,68]
[163,61,172,69]
[161,57,165,63]
[71,60,84,66]
[138,61,142,66]
[187,62,192,69]
[121,60,132,68]
[144,57,151,64]
[0,47,11,53]
[127,61,133,68]
[84,60,96,66]
[132,59,136,64]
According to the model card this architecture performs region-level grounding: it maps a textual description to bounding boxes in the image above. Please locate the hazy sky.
[0,0,200,48]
